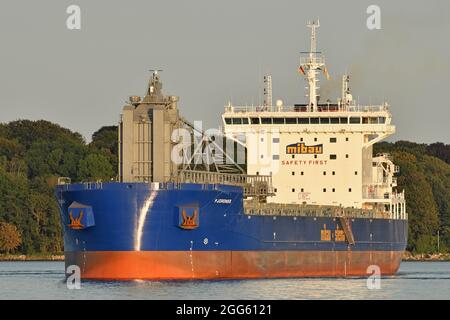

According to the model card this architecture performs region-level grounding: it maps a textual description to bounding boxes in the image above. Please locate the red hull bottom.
[65,250,403,280]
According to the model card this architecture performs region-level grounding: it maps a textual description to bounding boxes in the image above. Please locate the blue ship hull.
[56,182,407,279]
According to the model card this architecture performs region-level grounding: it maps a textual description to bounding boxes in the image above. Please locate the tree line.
[0,120,117,254]
[373,141,450,253]
[0,120,449,254]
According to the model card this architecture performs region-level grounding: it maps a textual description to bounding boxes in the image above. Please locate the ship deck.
[244,201,406,220]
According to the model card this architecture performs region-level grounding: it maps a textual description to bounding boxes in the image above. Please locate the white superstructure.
[222,21,405,218]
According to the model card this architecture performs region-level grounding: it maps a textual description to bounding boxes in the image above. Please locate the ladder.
[339,217,355,245]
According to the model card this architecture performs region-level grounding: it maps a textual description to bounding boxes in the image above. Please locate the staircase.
[339,217,355,245]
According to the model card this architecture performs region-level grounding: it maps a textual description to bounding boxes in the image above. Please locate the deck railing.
[224,104,388,114]
[243,201,402,220]
[175,170,274,197]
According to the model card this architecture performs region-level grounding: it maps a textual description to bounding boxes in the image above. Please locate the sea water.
[0,261,449,299]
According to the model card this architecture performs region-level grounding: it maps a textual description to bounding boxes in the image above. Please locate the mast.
[263,75,273,111]
[341,74,352,109]
[147,69,163,96]
[299,20,326,112]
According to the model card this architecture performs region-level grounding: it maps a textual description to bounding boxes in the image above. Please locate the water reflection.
[0,261,449,299]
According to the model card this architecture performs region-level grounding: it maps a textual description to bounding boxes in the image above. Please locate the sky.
[0,0,449,143]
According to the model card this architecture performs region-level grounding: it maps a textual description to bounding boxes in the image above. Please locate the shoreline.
[1,252,449,262]
[402,252,450,262]
[0,254,64,261]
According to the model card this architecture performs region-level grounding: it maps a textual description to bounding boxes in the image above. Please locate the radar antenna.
[149,69,163,74]
[299,20,328,111]
[147,69,164,96]
[263,75,273,111]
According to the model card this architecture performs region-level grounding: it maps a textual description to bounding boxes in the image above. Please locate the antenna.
[307,19,319,57]
[149,69,163,75]
[147,69,164,96]
[299,19,326,112]
[341,75,352,109]
[263,75,273,111]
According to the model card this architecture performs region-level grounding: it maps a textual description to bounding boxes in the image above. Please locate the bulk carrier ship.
[56,21,408,280]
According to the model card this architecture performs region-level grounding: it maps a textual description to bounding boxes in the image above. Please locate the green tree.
[90,126,118,175]
[0,137,24,160]
[375,142,450,252]
[29,193,63,253]
[0,170,39,253]
[78,153,114,181]
[4,120,84,149]
[395,152,440,252]
[0,222,22,253]
[426,142,450,164]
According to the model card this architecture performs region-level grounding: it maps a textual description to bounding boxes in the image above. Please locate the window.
[285,118,297,124]
[300,137,303,142]
[345,137,349,141]
[332,188,335,192]
[301,188,304,192]
[256,172,259,175]
[301,171,304,175]
[362,117,369,124]
[330,117,340,124]
[232,118,242,124]
[274,188,277,192]
[272,137,280,143]
[260,155,264,159]
[310,117,319,124]
[224,118,232,124]
[272,155,279,160]
[320,118,330,124]
[292,172,295,176]
[291,155,295,159]
[350,117,361,124]
[354,171,358,175]
[323,188,326,192]
[340,117,348,124]
[314,137,318,142]
[260,137,264,142]
[298,118,309,124]
[378,117,386,124]
[250,117,260,124]
[261,118,272,124]
[242,118,249,124]
[330,137,337,143]
[348,188,352,192]
[323,171,326,175]
[346,154,349,158]
[332,171,335,175]
[330,154,337,160]
[273,118,284,124]
[314,154,317,159]
[292,188,295,192]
